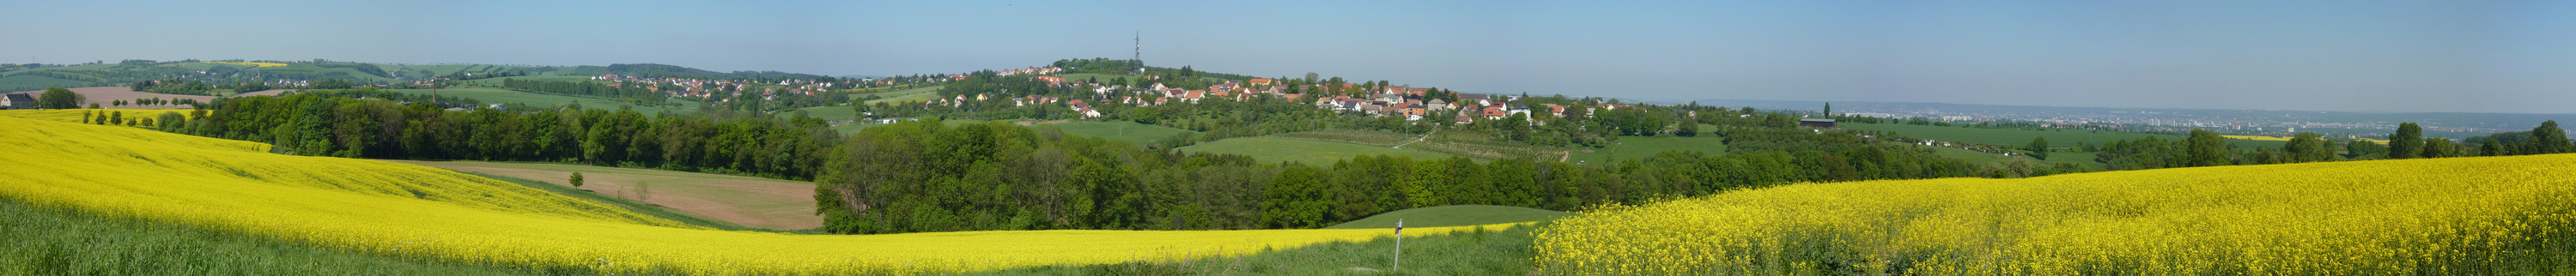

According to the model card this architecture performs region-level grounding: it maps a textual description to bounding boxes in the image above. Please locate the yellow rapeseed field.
[0,112,1516,273]
[1535,153,2576,274]
[208,61,289,67]
[2221,135,2292,141]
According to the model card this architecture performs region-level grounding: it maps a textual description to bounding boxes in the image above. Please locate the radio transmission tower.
[1133,32,1144,74]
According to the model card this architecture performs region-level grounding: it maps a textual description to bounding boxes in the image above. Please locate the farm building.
[1799,118,1838,129]
[2,93,32,110]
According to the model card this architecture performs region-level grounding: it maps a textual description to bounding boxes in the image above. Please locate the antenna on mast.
[1133,32,1143,74]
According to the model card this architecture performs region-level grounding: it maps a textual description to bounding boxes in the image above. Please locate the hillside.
[1534,153,2576,274]
[385,87,699,115]
[0,61,840,93]
[0,112,1520,274]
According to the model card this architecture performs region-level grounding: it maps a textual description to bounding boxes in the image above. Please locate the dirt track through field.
[391,160,821,231]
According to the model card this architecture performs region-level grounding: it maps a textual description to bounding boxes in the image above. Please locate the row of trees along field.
[179,89,835,180]
[811,118,2029,234]
[2087,122,2573,171]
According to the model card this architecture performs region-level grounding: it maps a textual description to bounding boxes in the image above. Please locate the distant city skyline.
[4,1,2573,114]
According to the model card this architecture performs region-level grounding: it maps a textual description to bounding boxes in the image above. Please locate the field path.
[391,160,820,231]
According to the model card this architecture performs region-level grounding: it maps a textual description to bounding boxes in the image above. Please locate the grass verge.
[0,197,523,275]
[974,222,1548,275]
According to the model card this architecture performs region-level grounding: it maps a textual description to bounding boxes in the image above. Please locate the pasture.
[386,88,696,114]
[459,75,598,87]
[1273,129,1565,161]
[792,105,861,121]
[1050,120,1197,147]
[0,75,93,92]
[860,85,945,105]
[1567,133,1728,165]
[389,160,822,231]
[1178,137,1455,165]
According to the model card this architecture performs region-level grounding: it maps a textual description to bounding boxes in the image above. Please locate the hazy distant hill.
[563,63,829,80]
[1697,99,2573,134]
[0,61,841,92]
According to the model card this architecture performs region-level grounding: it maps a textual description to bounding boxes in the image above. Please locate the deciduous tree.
[2388,123,2422,159]
[2186,129,2228,166]
[2283,132,2330,163]
[37,87,83,109]
[2026,136,2051,160]
[2531,120,2570,154]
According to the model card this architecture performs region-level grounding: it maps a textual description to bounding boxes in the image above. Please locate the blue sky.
[4,1,2572,113]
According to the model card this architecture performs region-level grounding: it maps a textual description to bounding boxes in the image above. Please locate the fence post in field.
[1394,219,1403,273]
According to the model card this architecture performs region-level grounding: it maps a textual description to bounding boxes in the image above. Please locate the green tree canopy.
[37,87,84,109]
[2531,120,2570,154]
[2481,138,2505,156]
[2026,136,2051,160]
[2185,129,2229,167]
[2421,137,2456,158]
[2388,123,2422,159]
[2282,132,2330,163]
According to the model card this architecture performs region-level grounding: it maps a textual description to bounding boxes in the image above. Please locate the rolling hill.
[0,111,1521,274]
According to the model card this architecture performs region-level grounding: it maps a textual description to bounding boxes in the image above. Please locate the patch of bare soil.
[392,161,821,230]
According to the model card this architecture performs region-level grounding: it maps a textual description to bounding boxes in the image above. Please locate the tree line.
[811,117,2048,234]
[2089,122,2573,170]
[177,90,840,180]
